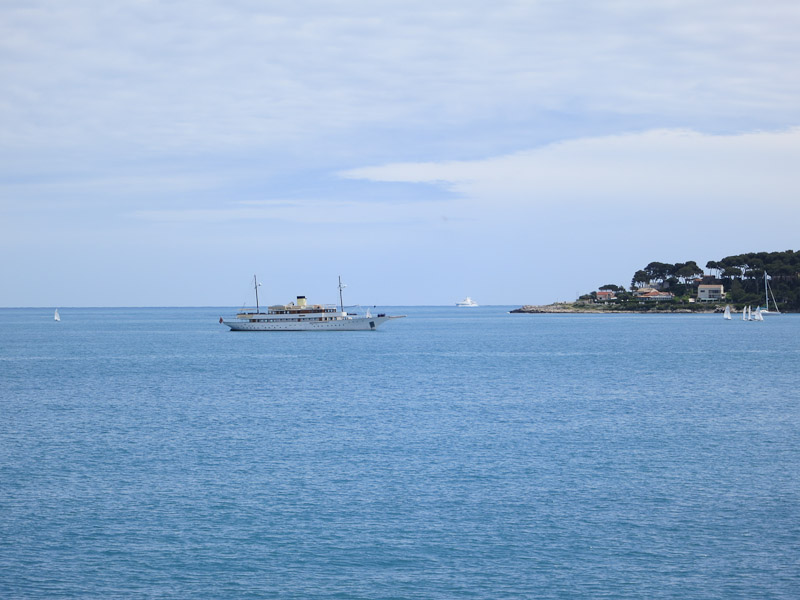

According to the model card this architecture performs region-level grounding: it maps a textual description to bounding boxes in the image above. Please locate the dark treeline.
[628,250,800,310]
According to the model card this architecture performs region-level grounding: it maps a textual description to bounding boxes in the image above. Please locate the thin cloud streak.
[131,199,449,225]
[342,128,800,211]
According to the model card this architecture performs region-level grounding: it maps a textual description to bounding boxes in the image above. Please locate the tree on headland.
[631,270,650,289]
[722,265,743,279]
[729,279,745,303]
[644,262,673,284]
[674,261,704,283]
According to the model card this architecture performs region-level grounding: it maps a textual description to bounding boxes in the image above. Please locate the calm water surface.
[1,307,799,598]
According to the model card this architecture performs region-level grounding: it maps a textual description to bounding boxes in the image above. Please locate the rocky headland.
[510,303,723,314]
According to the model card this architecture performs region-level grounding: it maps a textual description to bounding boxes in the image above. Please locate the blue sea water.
[1,306,799,599]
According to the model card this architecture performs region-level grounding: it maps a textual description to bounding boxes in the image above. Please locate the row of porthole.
[249,318,345,323]
[258,323,347,327]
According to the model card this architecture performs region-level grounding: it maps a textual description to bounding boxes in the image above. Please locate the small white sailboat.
[54,309,60,322]
[747,306,753,321]
[754,306,764,321]
[723,305,731,320]
[742,306,747,321]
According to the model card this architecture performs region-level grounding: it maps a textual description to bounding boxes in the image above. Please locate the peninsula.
[513,250,799,314]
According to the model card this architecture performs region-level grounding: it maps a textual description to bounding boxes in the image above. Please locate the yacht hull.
[222,315,402,331]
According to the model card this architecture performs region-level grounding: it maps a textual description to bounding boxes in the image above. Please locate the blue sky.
[2,0,799,307]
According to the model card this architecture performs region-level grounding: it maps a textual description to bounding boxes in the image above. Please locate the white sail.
[747,306,753,321]
[754,307,764,321]
[742,306,747,320]
[723,305,731,320]
[54,309,60,321]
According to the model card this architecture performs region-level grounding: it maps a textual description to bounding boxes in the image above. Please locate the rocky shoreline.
[510,303,722,314]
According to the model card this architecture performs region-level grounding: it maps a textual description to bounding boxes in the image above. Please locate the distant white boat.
[54,309,60,322]
[456,297,478,307]
[742,306,748,321]
[723,305,731,320]
[754,306,764,321]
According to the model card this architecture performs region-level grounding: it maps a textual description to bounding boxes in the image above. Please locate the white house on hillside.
[697,284,724,301]
[596,290,617,302]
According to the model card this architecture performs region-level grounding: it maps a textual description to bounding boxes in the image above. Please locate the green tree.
[631,270,649,289]
[729,279,745,303]
[676,261,703,283]
[644,262,673,283]
[722,266,742,279]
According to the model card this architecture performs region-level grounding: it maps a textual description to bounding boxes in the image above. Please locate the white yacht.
[220,276,405,331]
[456,297,478,307]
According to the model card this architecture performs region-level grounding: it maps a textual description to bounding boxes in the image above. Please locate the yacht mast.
[765,271,780,314]
[765,272,769,309]
[254,274,260,313]
[338,276,346,313]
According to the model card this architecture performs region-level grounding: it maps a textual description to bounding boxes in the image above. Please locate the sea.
[1,306,799,599]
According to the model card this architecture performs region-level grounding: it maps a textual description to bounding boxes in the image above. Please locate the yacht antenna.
[338,276,347,313]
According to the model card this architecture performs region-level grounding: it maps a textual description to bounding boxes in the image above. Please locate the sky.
[2,0,799,307]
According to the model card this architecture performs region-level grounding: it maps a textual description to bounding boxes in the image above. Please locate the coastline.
[510,303,722,314]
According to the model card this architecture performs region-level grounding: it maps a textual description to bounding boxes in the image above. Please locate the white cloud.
[341,128,800,212]
[2,1,799,158]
